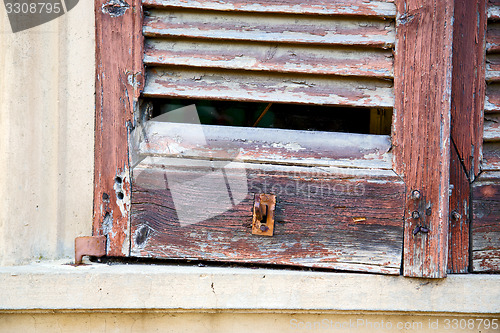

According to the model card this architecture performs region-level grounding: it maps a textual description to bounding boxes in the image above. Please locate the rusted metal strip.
[393,0,454,278]
[144,39,394,78]
[143,67,394,108]
[93,0,144,256]
[143,0,397,18]
[134,122,392,169]
[75,236,107,265]
[143,9,395,48]
[130,157,405,275]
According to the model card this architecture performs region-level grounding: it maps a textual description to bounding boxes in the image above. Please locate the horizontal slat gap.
[488,4,500,21]
[486,54,500,81]
[132,121,393,169]
[484,83,500,111]
[144,38,394,78]
[143,67,394,108]
[142,0,397,18]
[483,142,500,171]
[484,112,500,141]
[143,9,395,48]
[487,21,500,53]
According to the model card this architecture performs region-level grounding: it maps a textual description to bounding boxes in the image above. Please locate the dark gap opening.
[145,98,392,135]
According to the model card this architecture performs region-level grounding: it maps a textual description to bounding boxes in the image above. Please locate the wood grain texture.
[471,171,500,272]
[130,157,405,274]
[93,0,144,256]
[447,144,470,273]
[143,0,397,18]
[450,0,486,181]
[143,67,394,108]
[144,39,394,78]
[484,113,500,141]
[393,0,453,278]
[143,9,395,48]
[134,121,393,170]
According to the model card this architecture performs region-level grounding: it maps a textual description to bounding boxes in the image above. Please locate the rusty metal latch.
[252,194,276,236]
[74,236,106,265]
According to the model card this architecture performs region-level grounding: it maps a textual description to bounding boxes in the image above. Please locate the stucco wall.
[0,2,499,333]
[0,1,94,266]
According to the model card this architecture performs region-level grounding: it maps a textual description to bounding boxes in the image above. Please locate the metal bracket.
[252,194,276,236]
[74,236,106,265]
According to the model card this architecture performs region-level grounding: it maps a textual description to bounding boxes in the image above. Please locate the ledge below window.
[0,260,498,313]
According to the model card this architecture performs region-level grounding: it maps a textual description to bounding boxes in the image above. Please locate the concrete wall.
[0,1,94,266]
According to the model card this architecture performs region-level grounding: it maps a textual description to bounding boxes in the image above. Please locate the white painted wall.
[0,1,95,265]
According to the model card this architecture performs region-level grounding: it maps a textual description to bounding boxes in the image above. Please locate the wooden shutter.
[93,0,492,278]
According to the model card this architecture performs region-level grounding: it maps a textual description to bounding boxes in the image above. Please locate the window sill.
[0,260,498,313]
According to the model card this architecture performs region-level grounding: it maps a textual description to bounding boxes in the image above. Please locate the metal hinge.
[74,236,106,265]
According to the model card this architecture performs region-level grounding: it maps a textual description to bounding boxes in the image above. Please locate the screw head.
[412,211,420,219]
[413,225,421,235]
[451,211,461,220]
[411,190,421,200]
[260,225,269,232]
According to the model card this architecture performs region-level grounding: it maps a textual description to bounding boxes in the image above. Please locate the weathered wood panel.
[143,9,395,48]
[144,39,394,78]
[483,142,500,170]
[93,0,144,256]
[143,0,397,18]
[447,145,470,273]
[484,113,500,141]
[134,122,392,169]
[393,0,453,278]
[472,171,500,272]
[451,0,486,181]
[130,157,405,274]
[143,67,394,108]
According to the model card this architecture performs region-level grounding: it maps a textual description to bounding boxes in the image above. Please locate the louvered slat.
[143,0,396,18]
[144,39,394,78]
[143,67,394,108]
[143,9,395,48]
